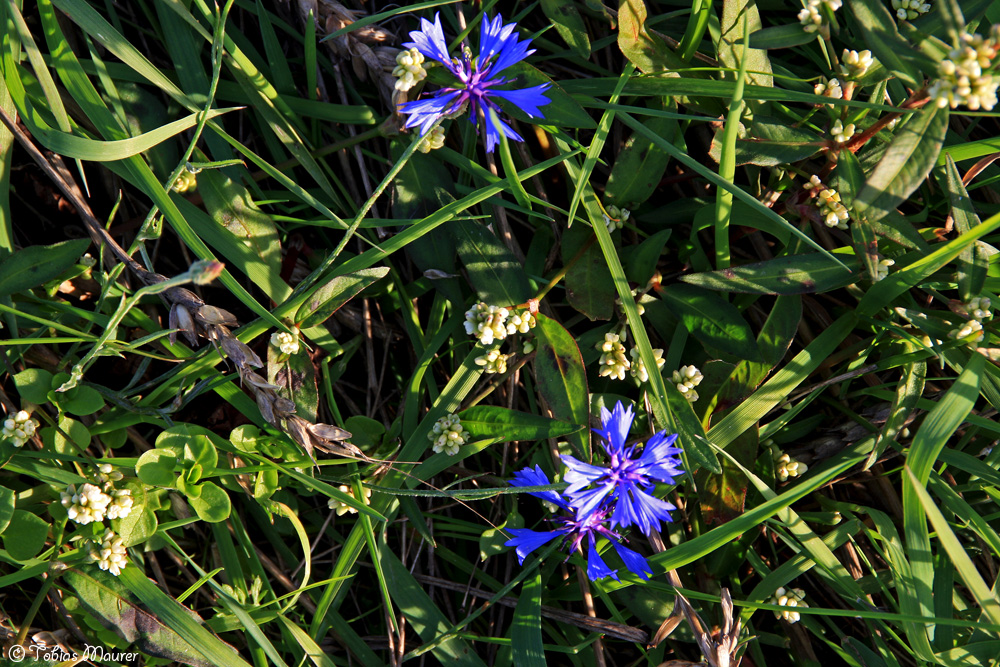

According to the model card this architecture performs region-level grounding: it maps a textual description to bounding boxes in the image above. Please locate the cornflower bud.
[2,409,39,448]
[628,347,665,383]
[602,205,630,232]
[464,302,510,345]
[967,297,993,321]
[771,587,808,623]
[597,333,630,381]
[428,413,470,456]
[105,489,135,521]
[797,0,840,33]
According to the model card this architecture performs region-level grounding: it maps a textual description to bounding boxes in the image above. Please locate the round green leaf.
[0,487,14,534]
[189,482,231,523]
[2,510,49,560]
[136,449,179,487]
[12,368,54,405]
[57,385,105,416]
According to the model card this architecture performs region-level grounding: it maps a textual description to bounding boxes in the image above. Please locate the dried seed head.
[169,303,199,346]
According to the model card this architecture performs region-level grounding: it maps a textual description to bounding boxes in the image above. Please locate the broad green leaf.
[618,0,685,73]
[854,107,949,223]
[541,0,590,58]
[268,338,319,423]
[659,284,759,360]
[116,498,158,547]
[0,487,13,534]
[563,223,614,320]
[943,155,987,301]
[454,220,532,306]
[606,115,676,208]
[710,116,823,167]
[458,406,584,442]
[379,543,489,667]
[623,229,671,285]
[0,238,89,298]
[136,449,179,487]
[55,384,105,416]
[847,0,931,88]
[748,24,816,49]
[48,415,92,454]
[2,510,48,560]
[188,482,232,523]
[681,253,860,294]
[86,567,248,667]
[192,168,290,303]
[718,0,772,88]
[511,573,546,667]
[12,368,54,404]
[532,314,590,459]
[296,267,390,329]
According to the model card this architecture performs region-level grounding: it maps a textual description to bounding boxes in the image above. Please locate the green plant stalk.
[714,16,750,271]
[678,0,713,62]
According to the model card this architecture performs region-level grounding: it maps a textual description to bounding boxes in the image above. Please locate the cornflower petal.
[404,13,454,71]
[561,454,608,493]
[611,484,677,535]
[489,35,536,76]
[563,482,614,520]
[595,403,634,456]
[400,91,464,135]
[510,465,568,510]
[488,86,552,118]
[586,539,619,581]
[479,14,517,64]
[482,106,524,153]
[505,527,570,564]
[612,541,653,580]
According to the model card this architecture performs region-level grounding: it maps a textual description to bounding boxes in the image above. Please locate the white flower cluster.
[91,528,128,576]
[428,413,471,456]
[840,49,874,79]
[418,125,446,153]
[2,409,38,448]
[328,485,372,516]
[465,302,537,373]
[831,119,856,144]
[475,349,508,374]
[61,483,113,525]
[930,31,1000,111]
[771,587,808,623]
[603,205,630,232]
[465,302,510,345]
[672,365,704,403]
[597,332,630,381]
[805,175,850,230]
[61,464,134,525]
[393,47,427,92]
[874,256,895,282]
[629,347,665,383]
[270,330,300,355]
[950,296,992,344]
[891,0,930,20]
[798,0,841,33]
[813,77,843,106]
[775,452,808,482]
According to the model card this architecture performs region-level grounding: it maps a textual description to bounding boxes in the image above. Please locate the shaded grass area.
[1,1,1000,666]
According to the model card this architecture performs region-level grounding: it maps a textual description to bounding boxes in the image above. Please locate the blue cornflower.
[398,13,551,152]
[562,402,684,535]
[505,466,653,581]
